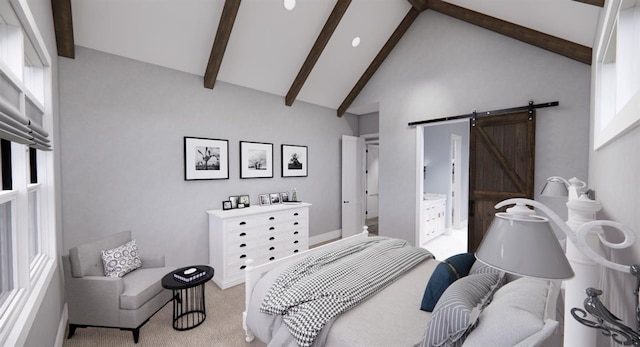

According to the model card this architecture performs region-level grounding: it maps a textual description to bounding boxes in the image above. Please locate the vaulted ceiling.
[51,0,602,116]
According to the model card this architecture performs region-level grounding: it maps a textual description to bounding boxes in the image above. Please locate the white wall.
[59,47,357,267]
[349,11,591,244]
[23,0,65,345]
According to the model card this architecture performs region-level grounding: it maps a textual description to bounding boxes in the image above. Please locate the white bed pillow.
[463,277,559,347]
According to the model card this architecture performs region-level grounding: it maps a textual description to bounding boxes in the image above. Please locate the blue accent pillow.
[420,253,476,312]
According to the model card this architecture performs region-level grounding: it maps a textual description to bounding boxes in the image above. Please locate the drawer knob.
[269,246,275,251]
[240,254,246,259]
[294,249,299,253]
[240,243,247,248]
[294,212,299,216]
[293,222,299,225]
[239,232,246,237]
[269,227,275,231]
[269,236,275,241]
[294,240,299,244]
[294,231,299,235]
[269,216,275,220]
[239,221,247,226]
[269,257,275,261]
[240,265,246,270]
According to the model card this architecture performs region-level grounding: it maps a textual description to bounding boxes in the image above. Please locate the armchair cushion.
[120,266,173,310]
[101,239,142,277]
[69,231,132,277]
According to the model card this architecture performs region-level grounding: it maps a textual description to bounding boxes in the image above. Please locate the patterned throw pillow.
[418,273,505,347]
[101,239,142,277]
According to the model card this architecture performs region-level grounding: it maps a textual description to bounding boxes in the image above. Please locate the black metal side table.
[161,265,214,331]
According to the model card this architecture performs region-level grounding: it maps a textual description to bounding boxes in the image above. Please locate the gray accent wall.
[59,47,356,267]
[358,111,379,135]
[348,11,590,244]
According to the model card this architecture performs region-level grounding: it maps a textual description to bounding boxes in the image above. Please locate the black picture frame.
[239,195,250,207]
[282,144,308,177]
[184,137,229,180]
[222,201,232,210]
[270,193,281,204]
[240,141,273,179]
[229,196,240,209]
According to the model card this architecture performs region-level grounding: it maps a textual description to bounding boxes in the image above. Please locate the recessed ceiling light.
[284,0,296,11]
[352,37,361,47]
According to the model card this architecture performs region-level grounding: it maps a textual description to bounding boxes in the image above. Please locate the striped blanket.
[259,236,433,347]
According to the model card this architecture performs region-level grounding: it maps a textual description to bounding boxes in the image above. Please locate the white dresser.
[207,203,311,289]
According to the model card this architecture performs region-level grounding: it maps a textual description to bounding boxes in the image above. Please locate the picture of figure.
[288,152,303,170]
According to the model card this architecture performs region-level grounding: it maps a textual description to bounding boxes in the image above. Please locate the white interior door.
[366,144,379,219]
[451,134,462,229]
[342,135,365,238]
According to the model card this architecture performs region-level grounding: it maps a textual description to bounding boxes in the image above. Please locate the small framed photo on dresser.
[280,192,289,202]
[270,193,281,204]
[259,194,271,206]
[239,195,250,207]
[222,201,232,210]
[229,196,240,209]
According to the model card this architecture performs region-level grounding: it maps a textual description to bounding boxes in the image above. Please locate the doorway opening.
[365,142,379,234]
[417,121,469,260]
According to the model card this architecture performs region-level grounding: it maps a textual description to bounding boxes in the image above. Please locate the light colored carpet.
[63,282,267,347]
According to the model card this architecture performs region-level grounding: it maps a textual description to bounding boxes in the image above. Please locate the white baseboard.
[54,304,68,347]
[310,229,341,246]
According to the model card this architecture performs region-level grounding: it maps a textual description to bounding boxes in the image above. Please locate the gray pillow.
[418,273,504,347]
[463,277,558,347]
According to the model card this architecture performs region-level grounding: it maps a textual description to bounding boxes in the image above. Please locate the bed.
[242,228,562,347]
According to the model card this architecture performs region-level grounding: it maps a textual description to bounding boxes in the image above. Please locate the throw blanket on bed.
[260,236,434,347]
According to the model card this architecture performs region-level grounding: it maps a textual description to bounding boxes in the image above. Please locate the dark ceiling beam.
[51,0,75,58]
[407,0,428,12]
[285,0,351,106]
[337,7,421,117]
[572,0,605,7]
[428,0,592,65]
[204,0,241,89]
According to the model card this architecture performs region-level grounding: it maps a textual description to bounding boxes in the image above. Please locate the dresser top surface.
[207,202,311,218]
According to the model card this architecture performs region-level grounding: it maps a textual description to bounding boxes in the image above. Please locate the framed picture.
[184,137,229,180]
[239,195,250,207]
[280,192,289,202]
[282,144,308,177]
[240,141,273,178]
[229,196,240,209]
[259,194,271,206]
[222,201,232,210]
[270,193,281,204]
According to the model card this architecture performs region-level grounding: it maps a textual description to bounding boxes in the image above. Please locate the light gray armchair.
[62,230,175,343]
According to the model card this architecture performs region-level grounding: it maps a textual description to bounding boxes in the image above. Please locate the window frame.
[0,0,57,345]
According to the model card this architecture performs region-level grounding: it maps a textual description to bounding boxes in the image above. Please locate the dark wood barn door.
[468,110,536,252]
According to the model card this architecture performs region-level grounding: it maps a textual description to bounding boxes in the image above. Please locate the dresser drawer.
[208,204,311,289]
[223,208,308,231]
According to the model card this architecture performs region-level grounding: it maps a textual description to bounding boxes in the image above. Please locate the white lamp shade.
[540,178,569,197]
[475,213,574,280]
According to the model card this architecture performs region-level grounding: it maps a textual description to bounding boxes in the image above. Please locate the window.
[594,0,640,149]
[0,198,13,308]
[0,0,55,344]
